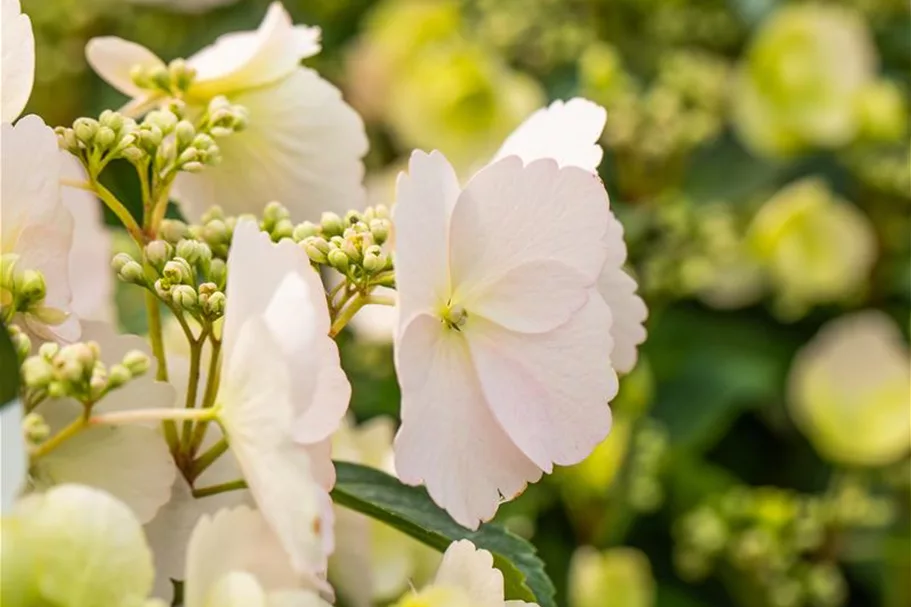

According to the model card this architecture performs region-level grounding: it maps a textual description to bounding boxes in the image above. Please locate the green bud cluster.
[1,254,50,318]
[138,106,224,177]
[7,324,32,363]
[55,110,139,167]
[625,420,668,513]
[671,480,891,607]
[294,205,394,288]
[198,95,250,139]
[21,340,150,408]
[129,58,197,97]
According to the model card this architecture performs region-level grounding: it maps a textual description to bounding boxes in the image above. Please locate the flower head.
[393,540,538,607]
[788,311,910,466]
[1,115,79,342]
[214,219,350,577]
[86,1,368,222]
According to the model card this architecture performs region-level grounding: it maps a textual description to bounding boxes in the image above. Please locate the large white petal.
[448,157,608,305]
[218,318,327,578]
[492,98,606,172]
[433,540,504,607]
[466,292,616,471]
[184,506,304,607]
[84,36,165,99]
[60,153,113,322]
[187,1,321,98]
[32,403,176,523]
[0,399,26,510]
[392,150,460,321]
[173,68,367,223]
[393,314,541,530]
[597,213,647,373]
[1,0,34,122]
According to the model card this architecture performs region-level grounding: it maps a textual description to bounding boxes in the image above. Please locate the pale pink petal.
[394,314,541,530]
[433,540,504,607]
[448,157,608,303]
[466,292,616,471]
[188,1,321,97]
[173,68,367,223]
[1,0,34,122]
[392,150,460,321]
[492,98,607,172]
[84,36,165,99]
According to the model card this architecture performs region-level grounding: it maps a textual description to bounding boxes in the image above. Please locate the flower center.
[441,301,468,331]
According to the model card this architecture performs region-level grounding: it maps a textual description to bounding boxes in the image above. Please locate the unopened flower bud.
[120,146,146,163]
[111,252,135,274]
[208,259,227,289]
[159,219,189,243]
[56,127,79,153]
[145,240,173,269]
[263,201,289,227]
[202,219,229,245]
[22,412,50,444]
[192,133,215,151]
[362,249,385,273]
[182,161,205,173]
[99,109,125,132]
[175,120,196,149]
[328,248,350,273]
[369,219,390,244]
[171,284,198,309]
[139,126,163,152]
[162,258,194,285]
[73,118,99,145]
[146,109,178,134]
[272,219,294,240]
[119,261,146,285]
[9,326,31,361]
[22,357,54,387]
[122,350,150,376]
[303,237,330,264]
[94,126,116,149]
[17,270,47,306]
[107,364,132,390]
[169,58,196,91]
[320,212,345,237]
[38,342,59,360]
[176,240,208,265]
[204,291,226,317]
[293,221,319,241]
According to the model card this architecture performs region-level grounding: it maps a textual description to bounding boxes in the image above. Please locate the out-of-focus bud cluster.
[7,324,32,363]
[21,340,150,409]
[674,482,895,607]
[0,256,68,329]
[625,420,668,513]
[295,205,394,287]
[130,58,197,98]
[112,231,226,322]
[579,45,730,198]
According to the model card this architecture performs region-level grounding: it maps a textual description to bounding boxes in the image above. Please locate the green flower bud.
[263,201,290,227]
[175,240,208,265]
[169,58,196,91]
[73,118,99,145]
[345,210,364,226]
[138,126,163,152]
[22,357,54,387]
[320,212,345,237]
[192,133,215,151]
[149,65,171,91]
[162,258,194,286]
[327,248,350,273]
[55,127,80,154]
[181,161,203,173]
[175,120,196,149]
[119,261,146,285]
[144,240,173,269]
[171,285,198,309]
[38,342,59,360]
[202,219,229,246]
[107,364,132,390]
[120,146,146,164]
[302,236,330,265]
[204,291,226,317]
[99,110,124,132]
[177,148,199,166]
[369,218,390,245]
[111,253,135,274]
[362,250,385,273]
[146,110,178,135]
[122,350,151,376]
[159,219,189,243]
[292,221,320,241]
[9,325,31,361]
[272,219,294,241]
[22,412,50,444]
[17,270,47,307]
[208,258,227,289]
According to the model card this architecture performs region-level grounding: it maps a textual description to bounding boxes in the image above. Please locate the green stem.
[144,291,168,382]
[30,416,86,459]
[62,179,145,245]
[329,293,396,337]
[188,338,222,456]
[180,331,208,453]
[190,438,228,481]
[192,479,247,499]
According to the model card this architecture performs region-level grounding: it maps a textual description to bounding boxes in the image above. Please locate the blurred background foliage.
[22,0,910,606]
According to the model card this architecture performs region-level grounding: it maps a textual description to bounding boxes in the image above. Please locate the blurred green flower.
[853,79,909,142]
[733,4,877,157]
[1,484,157,607]
[748,178,876,317]
[788,310,911,467]
[568,546,656,607]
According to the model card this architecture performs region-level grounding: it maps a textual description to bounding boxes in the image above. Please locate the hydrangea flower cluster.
[1,2,646,605]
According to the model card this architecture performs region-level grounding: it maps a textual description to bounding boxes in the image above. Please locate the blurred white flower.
[214,219,350,580]
[29,322,177,523]
[330,416,440,606]
[1,484,157,606]
[86,1,368,222]
[1,0,34,122]
[393,539,538,607]
[183,506,331,607]
[1,115,79,342]
[788,311,911,466]
[493,98,647,372]
[393,149,618,529]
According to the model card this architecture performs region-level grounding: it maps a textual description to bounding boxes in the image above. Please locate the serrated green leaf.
[331,461,556,607]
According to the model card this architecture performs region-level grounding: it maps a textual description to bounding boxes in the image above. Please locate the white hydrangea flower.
[1,484,157,607]
[493,97,647,372]
[788,311,911,466]
[183,506,331,607]
[29,322,177,523]
[213,219,350,578]
[393,540,538,607]
[85,1,368,222]
[0,0,34,122]
[1,115,79,342]
[393,148,619,529]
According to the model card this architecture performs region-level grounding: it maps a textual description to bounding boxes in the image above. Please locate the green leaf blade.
[331,461,556,607]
